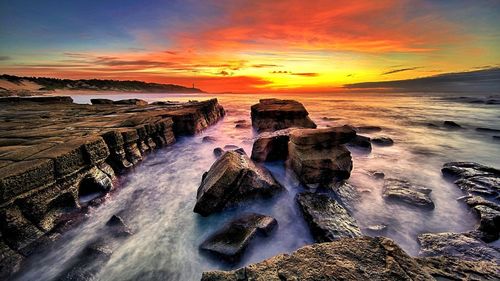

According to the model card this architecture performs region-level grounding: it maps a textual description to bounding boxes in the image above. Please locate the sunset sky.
[0,0,499,92]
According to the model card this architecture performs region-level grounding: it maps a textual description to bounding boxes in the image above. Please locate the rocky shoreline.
[196,99,499,280]
[0,96,225,278]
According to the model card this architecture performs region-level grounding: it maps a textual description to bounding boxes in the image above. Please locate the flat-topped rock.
[200,213,277,261]
[251,99,316,132]
[194,151,285,216]
[383,178,435,209]
[296,192,361,242]
[201,236,434,281]
[288,126,356,186]
[0,98,225,278]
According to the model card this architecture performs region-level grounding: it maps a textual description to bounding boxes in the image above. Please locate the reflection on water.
[18,92,500,280]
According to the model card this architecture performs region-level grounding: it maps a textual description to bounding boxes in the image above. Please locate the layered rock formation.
[296,192,361,242]
[382,178,435,209]
[250,99,316,132]
[0,97,225,277]
[200,213,277,261]
[288,126,356,187]
[250,129,292,162]
[194,151,285,216]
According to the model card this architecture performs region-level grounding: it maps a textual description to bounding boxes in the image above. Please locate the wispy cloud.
[382,67,421,75]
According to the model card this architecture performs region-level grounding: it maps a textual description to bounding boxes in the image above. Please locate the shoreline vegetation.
[0,74,204,96]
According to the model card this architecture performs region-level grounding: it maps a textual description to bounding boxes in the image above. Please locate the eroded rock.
[200,213,277,261]
[193,151,285,216]
[201,236,433,281]
[296,192,361,242]
[416,256,500,281]
[383,178,434,209]
[250,129,291,162]
[250,99,316,132]
[288,126,356,187]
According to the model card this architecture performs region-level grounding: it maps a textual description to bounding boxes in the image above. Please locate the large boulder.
[250,99,316,132]
[201,236,434,281]
[193,151,285,216]
[418,232,500,262]
[200,213,277,261]
[296,192,361,242]
[288,126,356,187]
[416,256,500,281]
[250,129,292,162]
[382,178,435,209]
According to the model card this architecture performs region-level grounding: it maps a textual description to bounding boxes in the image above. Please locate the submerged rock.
[355,125,382,133]
[105,215,133,237]
[296,192,361,242]
[201,236,434,281]
[193,151,285,216]
[202,136,217,143]
[371,136,394,146]
[418,232,500,262]
[347,135,372,152]
[382,178,435,209]
[200,213,277,261]
[443,120,462,129]
[288,126,356,186]
[213,147,224,158]
[416,256,500,281]
[250,129,291,162]
[250,99,316,132]
[476,127,500,133]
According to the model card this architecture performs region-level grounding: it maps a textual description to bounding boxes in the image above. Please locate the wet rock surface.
[0,97,225,277]
[288,126,356,186]
[416,256,500,281]
[418,232,500,262]
[200,213,277,261]
[347,134,372,152]
[250,99,316,132]
[193,151,285,216]
[250,129,292,162]
[383,178,435,209]
[443,120,462,129]
[442,162,500,240]
[371,136,394,146]
[201,236,434,281]
[296,192,361,242]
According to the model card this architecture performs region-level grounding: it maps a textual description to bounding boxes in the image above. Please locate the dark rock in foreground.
[416,256,500,281]
[201,236,434,281]
[200,213,277,261]
[250,99,316,132]
[418,232,500,262]
[193,151,285,216]
[296,192,361,242]
[383,178,435,209]
[347,135,372,152]
[288,126,356,187]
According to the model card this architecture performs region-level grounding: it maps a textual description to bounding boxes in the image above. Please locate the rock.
[201,236,434,281]
[200,213,277,261]
[365,224,388,234]
[193,151,285,216]
[416,256,500,281]
[418,232,500,262]
[296,192,361,242]
[473,205,500,241]
[105,215,133,237]
[493,135,500,140]
[371,136,394,146]
[329,182,360,211]
[213,147,224,157]
[54,240,113,281]
[442,162,500,179]
[347,135,372,152]
[0,238,24,279]
[235,123,251,129]
[355,125,382,133]
[113,99,148,106]
[476,127,500,133]
[382,178,435,209]
[250,129,291,162]
[223,144,240,150]
[443,120,462,128]
[250,99,316,132]
[90,98,114,105]
[373,171,385,179]
[234,120,247,124]
[202,136,217,143]
[288,126,356,186]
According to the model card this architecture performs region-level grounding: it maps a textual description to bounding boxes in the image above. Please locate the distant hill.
[344,67,500,93]
[0,74,204,93]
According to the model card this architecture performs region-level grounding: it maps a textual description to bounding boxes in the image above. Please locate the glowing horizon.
[1,0,499,93]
